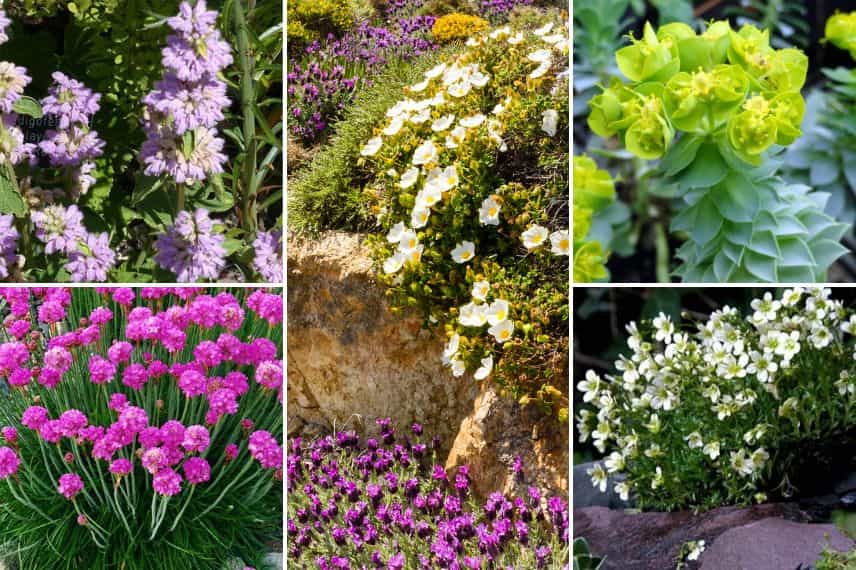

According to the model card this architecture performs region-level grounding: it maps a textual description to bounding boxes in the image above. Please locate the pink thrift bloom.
[152,468,182,496]
[88,355,117,384]
[224,371,249,395]
[159,420,185,448]
[147,360,168,379]
[58,409,88,437]
[2,426,17,443]
[0,341,30,374]
[21,406,50,431]
[248,430,282,470]
[138,426,163,449]
[78,324,101,345]
[224,443,238,461]
[37,300,66,324]
[187,296,220,329]
[77,514,87,525]
[108,393,128,412]
[89,306,113,326]
[8,319,30,339]
[0,447,20,479]
[255,360,282,390]
[8,367,31,387]
[219,302,245,331]
[208,388,238,416]
[112,288,135,306]
[193,340,223,368]
[142,447,168,474]
[183,457,211,484]
[39,420,63,443]
[182,425,210,454]
[58,473,84,499]
[44,346,73,373]
[78,426,105,443]
[178,369,207,398]
[109,458,133,476]
[38,367,62,389]
[107,341,133,364]
[121,363,149,390]
[118,406,149,433]
[249,338,277,364]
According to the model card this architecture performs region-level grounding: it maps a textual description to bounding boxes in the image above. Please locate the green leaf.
[748,230,779,258]
[809,157,839,187]
[713,173,759,223]
[809,239,849,272]
[743,251,777,282]
[677,143,729,190]
[0,171,26,217]
[661,134,703,177]
[777,237,815,267]
[12,96,43,119]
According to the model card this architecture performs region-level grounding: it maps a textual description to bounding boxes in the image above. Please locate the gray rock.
[834,472,856,495]
[699,518,854,570]
[573,461,634,509]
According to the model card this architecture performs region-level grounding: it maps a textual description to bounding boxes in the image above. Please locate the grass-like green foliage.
[572,537,604,570]
[357,22,569,418]
[0,289,283,570]
[578,287,856,511]
[288,48,459,234]
[816,545,856,570]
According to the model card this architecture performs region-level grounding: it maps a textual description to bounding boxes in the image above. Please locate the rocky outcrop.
[575,504,854,570]
[287,231,569,499]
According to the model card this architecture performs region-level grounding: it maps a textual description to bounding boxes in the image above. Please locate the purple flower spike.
[155,208,226,282]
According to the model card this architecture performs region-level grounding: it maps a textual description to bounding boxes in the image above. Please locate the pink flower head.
[193,340,223,368]
[248,430,282,470]
[152,468,182,496]
[178,369,207,398]
[107,341,133,364]
[224,443,238,462]
[78,426,105,443]
[247,290,283,325]
[21,406,50,431]
[208,388,238,416]
[37,300,66,324]
[224,371,249,395]
[142,447,168,474]
[44,346,73,373]
[38,367,62,389]
[8,367,32,387]
[58,473,84,499]
[0,447,20,479]
[0,342,30,374]
[58,409,88,438]
[2,426,17,443]
[182,425,210,454]
[77,514,87,526]
[249,338,277,364]
[219,302,245,331]
[109,458,133,476]
[118,406,149,433]
[112,288,135,306]
[78,325,101,345]
[159,420,186,448]
[108,392,129,412]
[122,363,149,390]
[188,295,220,329]
[183,457,211,484]
[255,360,282,390]
[147,360,168,379]
[89,306,113,326]
[88,355,117,384]
[139,426,163,449]
[39,420,63,443]
[8,319,30,339]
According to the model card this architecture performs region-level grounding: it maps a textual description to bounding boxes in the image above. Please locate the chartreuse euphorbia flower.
[825,11,856,60]
[573,156,614,282]
[585,19,848,282]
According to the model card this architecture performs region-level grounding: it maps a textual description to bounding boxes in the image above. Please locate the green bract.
[584,19,849,282]
[825,11,856,60]
[573,156,614,283]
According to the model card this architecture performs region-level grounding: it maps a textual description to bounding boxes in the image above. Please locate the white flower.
[687,540,706,561]
[410,108,431,124]
[469,71,489,87]
[415,185,443,208]
[685,432,703,449]
[747,350,777,383]
[750,292,781,323]
[383,251,405,274]
[533,22,554,36]
[781,287,804,307]
[432,114,455,132]
[412,139,438,166]
[487,299,510,326]
[703,441,721,460]
[730,449,754,477]
[651,466,664,490]
[447,81,471,98]
[809,324,832,349]
[577,370,601,403]
[541,109,559,136]
[409,79,429,92]
[521,224,549,249]
[550,230,569,256]
[472,280,490,301]
[604,452,625,473]
[383,117,405,136]
[588,463,608,493]
[451,241,475,263]
[530,62,551,79]
[474,355,493,380]
[405,244,424,265]
[411,206,430,228]
[360,136,382,156]
[488,319,514,343]
[460,114,486,128]
[386,221,406,243]
[528,48,552,64]
[398,229,419,253]
[442,333,460,363]
[459,301,489,327]
[439,165,459,191]
[614,481,630,501]
[750,448,769,469]
[450,357,466,377]
[776,330,801,361]
[489,26,510,39]
[425,62,446,79]
[477,196,501,226]
[543,33,565,45]
[399,167,420,189]
[652,313,675,344]
[507,32,524,45]
[841,314,856,334]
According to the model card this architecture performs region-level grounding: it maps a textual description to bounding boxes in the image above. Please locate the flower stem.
[232,0,257,233]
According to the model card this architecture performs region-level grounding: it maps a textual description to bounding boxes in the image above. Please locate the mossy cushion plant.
[578,287,856,511]
[0,287,283,570]
[587,20,849,282]
[356,20,570,419]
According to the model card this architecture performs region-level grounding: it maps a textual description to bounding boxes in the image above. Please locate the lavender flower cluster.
[39,72,105,197]
[154,208,226,283]
[288,419,569,569]
[478,0,533,23]
[141,0,231,185]
[288,17,437,142]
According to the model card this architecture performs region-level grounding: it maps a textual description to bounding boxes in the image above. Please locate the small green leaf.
[0,171,26,217]
[677,143,729,190]
[12,96,43,119]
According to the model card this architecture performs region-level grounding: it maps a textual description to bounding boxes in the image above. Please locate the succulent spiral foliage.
[586,19,851,281]
[573,155,614,283]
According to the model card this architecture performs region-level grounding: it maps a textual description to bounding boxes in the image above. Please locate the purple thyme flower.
[162,1,233,83]
[41,72,101,129]
[154,208,226,282]
[66,232,115,282]
[252,230,282,283]
[0,62,31,114]
[31,204,87,255]
[0,213,18,279]
[39,125,105,167]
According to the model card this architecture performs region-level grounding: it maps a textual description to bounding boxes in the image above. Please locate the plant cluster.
[431,13,490,42]
[0,1,283,283]
[0,287,284,569]
[357,21,569,418]
[586,19,849,282]
[572,155,614,283]
[577,287,856,511]
[287,418,569,568]
[286,0,356,48]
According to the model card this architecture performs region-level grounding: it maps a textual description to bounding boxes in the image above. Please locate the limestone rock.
[286,231,479,456]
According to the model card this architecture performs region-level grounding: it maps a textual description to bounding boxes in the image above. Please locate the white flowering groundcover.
[578,287,856,511]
